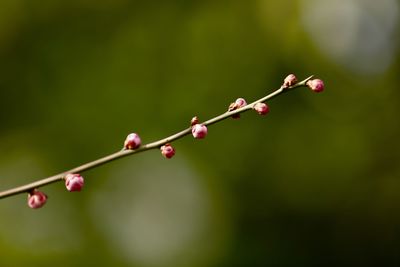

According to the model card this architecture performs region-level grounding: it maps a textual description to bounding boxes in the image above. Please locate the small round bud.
[65,173,84,192]
[191,116,199,126]
[306,79,324,93]
[160,144,175,159]
[192,124,208,139]
[235,98,247,108]
[253,102,269,115]
[283,74,298,88]
[124,133,141,150]
[27,189,47,209]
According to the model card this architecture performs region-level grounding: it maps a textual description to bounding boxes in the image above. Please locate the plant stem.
[0,76,313,199]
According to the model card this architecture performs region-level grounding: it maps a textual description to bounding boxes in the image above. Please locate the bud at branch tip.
[306,79,324,93]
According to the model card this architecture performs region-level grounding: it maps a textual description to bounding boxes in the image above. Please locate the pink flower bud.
[160,144,175,159]
[190,116,199,126]
[65,173,84,192]
[27,189,47,209]
[228,98,247,119]
[306,79,324,93]
[235,98,247,108]
[124,133,141,150]
[283,74,298,88]
[253,102,269,115]
[228,98,247,111]
[192,124,208,139]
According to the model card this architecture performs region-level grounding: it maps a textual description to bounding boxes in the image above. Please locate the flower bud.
[65,173,84,192]
[27,189,47,209]
[253,102,269,115]
[124,133,141,150]
[192,124,208,139]
[235,98,247,108]
[160,144,175,159]
[190,116,199,126]
[306,79,324,93]
[228,98,247,119]
[283,74,298,88]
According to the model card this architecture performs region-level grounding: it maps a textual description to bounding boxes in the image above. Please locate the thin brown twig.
[0,76,313,199]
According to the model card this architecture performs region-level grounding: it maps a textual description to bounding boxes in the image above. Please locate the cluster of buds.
[283,74,324,93]
[27,173,85,208]
[158,115,210,159]
[228,97,270,117]
[228,98,247,119]
[23,73,324,210]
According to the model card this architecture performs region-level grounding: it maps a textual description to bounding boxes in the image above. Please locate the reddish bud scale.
[160,144,175,159]
[232,113,241,119]
[254,102,269,115]
[228,102,236,112]
[192,124,208,139]
[190,116,199,126]
[228,102,240,119]
[307,79,324,93]
[124,133,141,150]
[65,173,84,192]
[27,190,47,209]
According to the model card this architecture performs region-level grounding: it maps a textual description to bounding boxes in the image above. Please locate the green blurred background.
[1,0,399,266]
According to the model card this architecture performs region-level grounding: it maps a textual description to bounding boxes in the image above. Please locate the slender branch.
[0,76,313,199]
